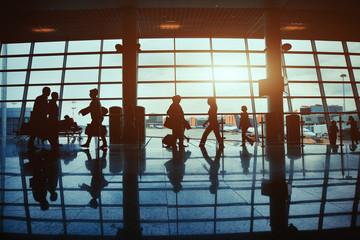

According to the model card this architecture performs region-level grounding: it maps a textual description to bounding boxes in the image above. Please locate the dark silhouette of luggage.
[162,134,176,148]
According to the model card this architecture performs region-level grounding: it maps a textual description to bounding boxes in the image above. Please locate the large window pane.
[350,55,360,67]
[103,39,122,52]
[284,54,315,66]
[30,70,62,84]
[34,41,66,54]
[212,38,245,50]
[250,68,266,80]
[318,54,346,67]
[32,56,64,69]
[138,99,172,114]
[247,39,265,51]
[214,67,249,81]
[289,83,321,96]
[353,69,360,81]
[100,84,122,98]
[215,82,250,97]
[249,53,265,65]
[3,71,27,85]
[286,68,317,81]
[2,57,29,70]
[213,53,247,65]
[175,38,210,50]
[315,41,343,52]
[217,99,252,113]
[139,53,174,66]
[102,54,122,67]
[27,85,61,101]
[101,69,122,82]
[1,43,31,55]
[323,83,353,96]
[176,53,211,65]
[140,38,174,50]
[63,84,98,99]
[291,98,323,112]
[65,69,99,83]
[138,83,175,97]
[327,98,356,112]
[138,68,174,81]
[68,40,101,53]
[66,54,100,68]
[347,42,360,53]
[176,67,212,81]
[179,99,209,113]
[5,86,24,101]
[255,98,268,113]
[176,82,213,97]
[320,69,349,81]
[282,40,312,52]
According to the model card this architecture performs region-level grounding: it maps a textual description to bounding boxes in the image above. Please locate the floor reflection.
[0,138,359,239]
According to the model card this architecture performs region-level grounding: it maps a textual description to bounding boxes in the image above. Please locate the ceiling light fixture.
[281,24,306,31]
[31,27,56,33]
[159,21,181,30]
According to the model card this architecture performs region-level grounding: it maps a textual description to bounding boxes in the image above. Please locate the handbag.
[164,117,175,129]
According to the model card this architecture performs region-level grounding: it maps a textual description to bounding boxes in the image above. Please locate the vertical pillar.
[264,5,288,235]
[265,7,284,145]
[122,7,139,144]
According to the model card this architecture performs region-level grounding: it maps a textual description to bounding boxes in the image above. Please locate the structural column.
[264,6,288,235]
[122,7,139,144]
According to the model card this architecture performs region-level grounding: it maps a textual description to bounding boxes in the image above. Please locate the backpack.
[162,134,176,148]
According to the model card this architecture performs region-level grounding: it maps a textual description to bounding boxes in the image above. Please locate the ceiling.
[2,0,360,43]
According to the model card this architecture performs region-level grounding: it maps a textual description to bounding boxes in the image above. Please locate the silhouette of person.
[240,146,252,174]
[164,148,191,193]
[79,148,108,208]
[28,149,59,210]
[200,147,221,194]
[328,120,339,147]
[346,116,359,145]
[79,88,108,149]
[166,95,187,148]
[28,87,51,149]
[199,97,223,148]
[60,115,81,132]
[239,105,254,147]
[48,92,61,150]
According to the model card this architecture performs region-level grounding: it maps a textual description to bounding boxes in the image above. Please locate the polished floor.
[0,136,359,239]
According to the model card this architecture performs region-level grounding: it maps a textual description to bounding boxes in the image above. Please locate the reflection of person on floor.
[79,149,108,209]
[28,87,51,149]
[239,105,254,147]
[79,88,108,149]
[166,95,187,148]
[240,146,252,174]
[28,149,59,210]
[199,97,223,149]
[200,147,221,194]
[346,116,359,146]
[164,148,191,193]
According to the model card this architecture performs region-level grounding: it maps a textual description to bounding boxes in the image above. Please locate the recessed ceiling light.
[281,24,306,31]
[159,22,181,30]
[31,27,56,33]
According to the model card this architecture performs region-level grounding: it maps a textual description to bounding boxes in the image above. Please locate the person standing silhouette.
[79,89,108,149]
[239,105,254,147]
[328,120,339,146]
[48,92,60,150]
[199,97,223,148]
[346,116,359,145]
[167,95,186,148]
[28,87,51,149]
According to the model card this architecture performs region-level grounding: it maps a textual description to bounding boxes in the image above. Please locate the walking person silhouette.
[199,97,223,148]
[346,116,359,146]
[28,87,51,149]
[79,89,108,149]
[166,95,187,148]
[239,105,254,147]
